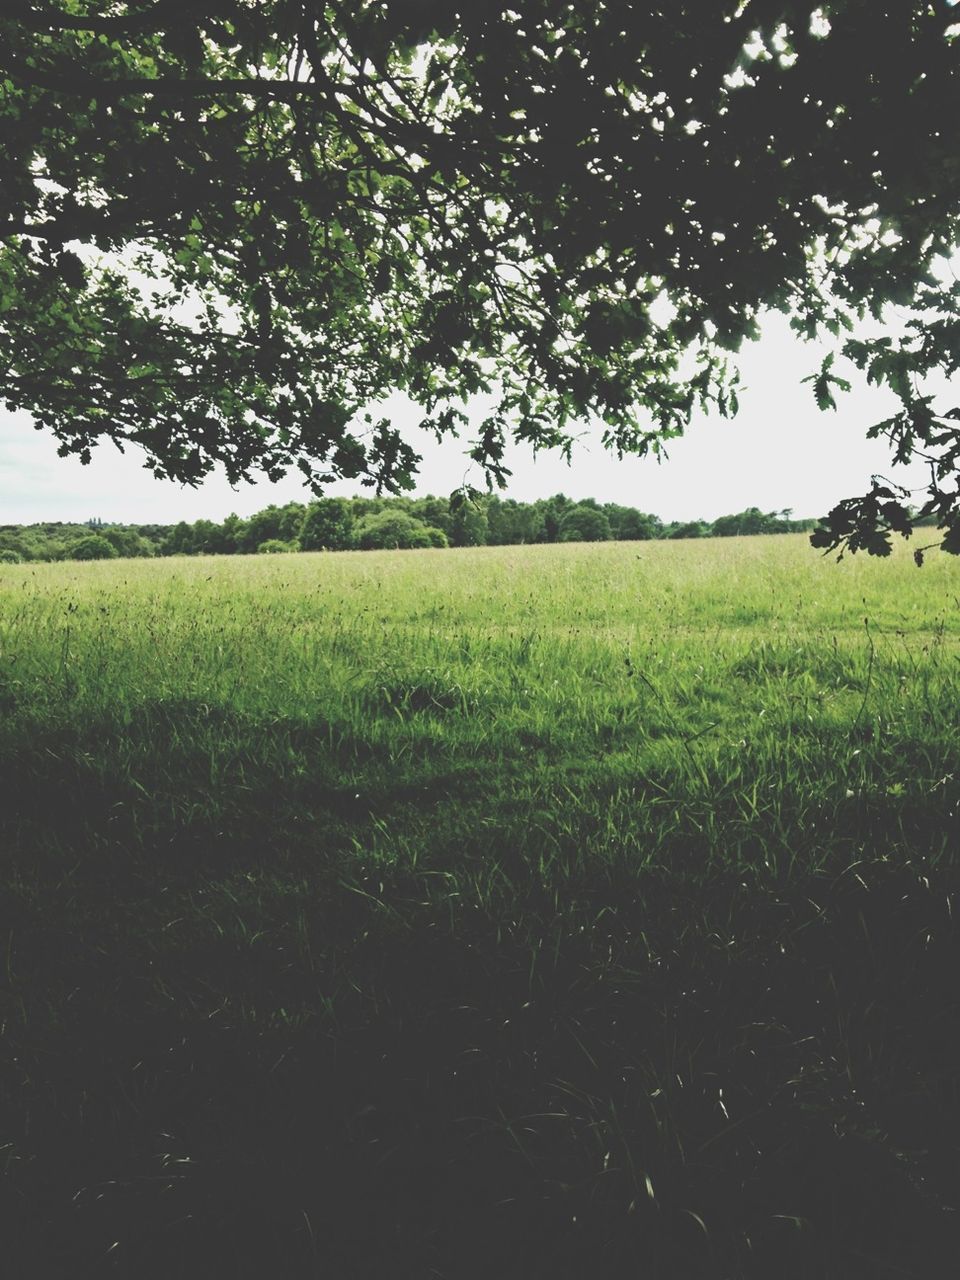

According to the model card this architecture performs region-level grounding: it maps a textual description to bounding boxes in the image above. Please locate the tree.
[354,511,439,550]
[486,497,548,545]
[604,505,662,541]
[237,506,285,553]
[299,498,355,551]
[274,502,307,541]
[408,496,453,539]
[0,532,35,561]
[558,504,613,543]
[204,512,247,554]
[711,512,748,538]
[668,521,707,540]
[102,525,155,557]
[162,521,195,557]
[220,513,248,553]
[538,496,573,544]
[710,507,799,537]
[2,4,960,555]
[448,494,488,547]
[186,518,225,555]
[67,533,118,560]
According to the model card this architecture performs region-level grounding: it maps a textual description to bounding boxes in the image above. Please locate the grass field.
[2,534,959,1278]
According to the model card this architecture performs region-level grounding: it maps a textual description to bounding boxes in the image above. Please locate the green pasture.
[1,535,959,1278]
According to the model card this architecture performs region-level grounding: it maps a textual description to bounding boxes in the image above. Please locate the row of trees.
[0,496,816,563]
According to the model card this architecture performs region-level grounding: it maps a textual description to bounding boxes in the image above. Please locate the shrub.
[0,534,32,560]
[0,549,22,564]
[355,512,438,550]
[67,534,119,560]
[257,539,299,554]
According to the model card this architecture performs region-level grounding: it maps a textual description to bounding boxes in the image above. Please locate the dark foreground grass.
[1,538,959,1277]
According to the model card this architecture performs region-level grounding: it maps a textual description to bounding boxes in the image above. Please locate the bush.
[257,539,299,554]
[0,548,22,564]
[0,534,32,560]
[355,512,438,551]
[67,534,119,560]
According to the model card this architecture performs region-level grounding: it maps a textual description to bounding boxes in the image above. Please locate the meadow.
[1,534,959,1278]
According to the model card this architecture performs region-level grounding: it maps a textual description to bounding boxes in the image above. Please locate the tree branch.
[11,1,180,36]
[3,60,338,103]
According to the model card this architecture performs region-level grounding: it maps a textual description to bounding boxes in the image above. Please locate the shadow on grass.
[3,851,959,1279]
[2,704,959,1277]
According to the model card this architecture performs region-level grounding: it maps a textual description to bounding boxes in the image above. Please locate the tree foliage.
[2,2,960,555]
[101,524,155,557]
[257,537,298,552]
[299,496,355,550]
[354,510,439,549]
[1,497,812,560]
[67,532,118,560]
[558,503,613,543]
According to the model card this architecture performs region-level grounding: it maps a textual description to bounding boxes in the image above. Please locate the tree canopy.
[2,2,959,557]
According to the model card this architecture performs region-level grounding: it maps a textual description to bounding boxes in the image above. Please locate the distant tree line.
[0,495,822,563]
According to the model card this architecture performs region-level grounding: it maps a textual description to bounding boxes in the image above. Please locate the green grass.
[1,535,959,1278]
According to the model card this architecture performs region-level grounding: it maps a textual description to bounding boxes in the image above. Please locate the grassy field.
[1,534,959,1278]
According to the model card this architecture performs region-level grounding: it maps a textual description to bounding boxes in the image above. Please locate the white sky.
[0,312,938,525]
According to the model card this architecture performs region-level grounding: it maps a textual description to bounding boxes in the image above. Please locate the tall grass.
[1,535,958,1278]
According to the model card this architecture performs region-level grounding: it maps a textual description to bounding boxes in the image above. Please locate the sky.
[0,311,933,527]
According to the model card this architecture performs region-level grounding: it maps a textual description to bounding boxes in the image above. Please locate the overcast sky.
[0,311,934,526]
